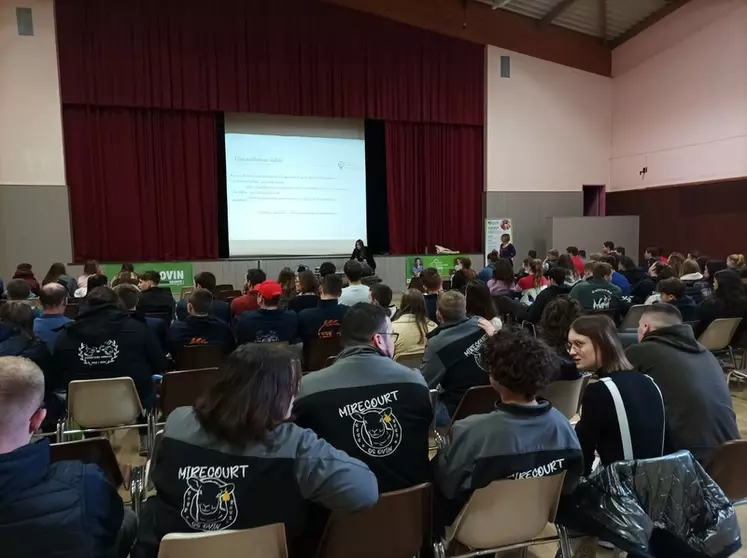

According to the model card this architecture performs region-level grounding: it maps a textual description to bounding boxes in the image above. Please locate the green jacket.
[569,278,622,311]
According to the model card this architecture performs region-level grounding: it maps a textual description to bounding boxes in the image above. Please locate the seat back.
[160,368,220,417]
[317,483,431,558]
[303,336,343,372]
[450,473,565,549]
[215,284,235,292]
[68,377,143,429]
[619,304,647,331]
[174,344,225,370]
[698,318,743,351]
[49,438,124,487]
[180,287,194,300]
[449,386,497,426]
[707,440,747,502]
[216,289,242,301]
[158,523,287,558]
[539,374,591,419]
[64,303,80,318]
[394,350,424,369]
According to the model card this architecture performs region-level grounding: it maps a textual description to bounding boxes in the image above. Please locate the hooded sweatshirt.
[680,272,709,304]
[12,268,41,296]
[505,284,571,324]
[625,324,739,464]
[167,314,236,355]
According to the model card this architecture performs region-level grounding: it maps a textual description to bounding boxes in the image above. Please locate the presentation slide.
[224,114,367,256]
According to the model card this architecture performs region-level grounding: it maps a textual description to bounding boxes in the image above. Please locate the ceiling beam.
[610,0,693,48]
[539,0,580,28]
[598,0,607,43]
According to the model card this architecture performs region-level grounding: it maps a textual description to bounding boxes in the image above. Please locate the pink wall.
[610,0,747,191]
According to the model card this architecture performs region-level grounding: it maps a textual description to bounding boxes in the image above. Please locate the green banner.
[101,262,193,294]
[404,254,468,285]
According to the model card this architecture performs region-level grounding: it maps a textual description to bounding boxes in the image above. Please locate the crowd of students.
[0,242,743,557]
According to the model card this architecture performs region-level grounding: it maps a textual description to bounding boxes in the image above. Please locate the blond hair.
[0,357,44,432]
[728,254,745,268]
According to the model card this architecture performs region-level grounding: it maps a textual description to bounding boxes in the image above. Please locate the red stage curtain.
[62,106,218,262]
[386,122,483,255]
[55,0,484,126]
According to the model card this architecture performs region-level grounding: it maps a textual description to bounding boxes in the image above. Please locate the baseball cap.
[257,280,282,299]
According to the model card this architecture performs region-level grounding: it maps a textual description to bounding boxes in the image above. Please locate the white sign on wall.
[485,218,513,260]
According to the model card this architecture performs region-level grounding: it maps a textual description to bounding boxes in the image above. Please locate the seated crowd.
[0,244,743,557]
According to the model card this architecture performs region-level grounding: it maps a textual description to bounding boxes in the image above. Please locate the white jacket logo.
[464,334,488,371]
[351,407,403,457]
[77,340,119,366]
[181,477,238,531]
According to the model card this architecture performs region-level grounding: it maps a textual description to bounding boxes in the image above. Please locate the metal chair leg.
[147,410,156,457]
[130,465,144,517]
[556,525,573,558]
[728,346,737,370]
[55,417,66,443]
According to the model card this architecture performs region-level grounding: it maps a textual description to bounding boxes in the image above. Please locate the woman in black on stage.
[351,239,376,272]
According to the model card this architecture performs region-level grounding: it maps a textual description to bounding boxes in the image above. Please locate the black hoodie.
[625,324,739,465]
[505,284,571,324]
[53,304,167,406]
[137,286,176,321]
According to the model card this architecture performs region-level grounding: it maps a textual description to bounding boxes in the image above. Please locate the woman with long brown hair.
[569,315,665,474]
[516,259,548,303]
[41,262,76,297]
[288,270,319,313]
[392,289,437,357]
[451,257,477,291]
[135,344,377,557]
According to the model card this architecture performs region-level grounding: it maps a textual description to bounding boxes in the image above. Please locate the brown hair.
[297,270,319,294]
[728,254,746,269]
[459,257,477,279]
[465,280,497,321]
[277,268,296,298]
[83,260,99,275]
[528,259,543,288]
[667,252,686,276]
[593,262,614,279]
[195,344,300,444]
[681,259,701,276]
[538,296,580,349]
[422,268,442,292]
[398,289,431,344]
[0,302,36,339]
[570,315,632,375]
[42,263,67,286]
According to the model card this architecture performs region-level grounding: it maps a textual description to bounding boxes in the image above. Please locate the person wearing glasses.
[294,303,432,494]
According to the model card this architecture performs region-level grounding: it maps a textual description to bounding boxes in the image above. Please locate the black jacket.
[287,295,320,314]
[297,299,348,344]
[54,304,167,406]
[626,324,739,464]
[167,315,235,355]
[575,370,666,475]
[694,296,747,338]
[423,293,439,323]
[659,296,697,323]
[620,267,646,291]
[235,308,299,344]
[507,284,571,324]
[351,248,376,271]
[630,277,656,305]
[137,287,176,321]
[175,298,230,323]
[681,278,709,305]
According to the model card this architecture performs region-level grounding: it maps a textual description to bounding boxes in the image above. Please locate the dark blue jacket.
[611,271,631,297]
[477,265,494,283]
[175,298,230,323]
[0,439,124,558]
[167,314,235,355]
[236,308,298,344]
[423,293,439,323]
[0,323,55,386]
[33,314,72,353]
[145,316,168,354]
[297,299,348,344]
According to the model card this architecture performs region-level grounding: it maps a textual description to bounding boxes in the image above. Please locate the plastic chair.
[180,287,194,300]
[158,523,288,558]
[433,474,571,558]
[303,336,343,373]
[174,344,225,370]
[160,368,219,418]
[618,304,647,331]
[394,350,424,369]
[540,374,592,420]
[707,440,747,505]
[216,289,241,301]
[64,303,80,318]
[317,483,432,558]
[215,284,235,292]
[436,386,497,447]
[698,317,743,369]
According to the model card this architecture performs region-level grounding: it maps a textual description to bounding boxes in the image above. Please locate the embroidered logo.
[464,334,488,371]
[180,477,238,531]
[351,406,403,458]
[77,340,119,366]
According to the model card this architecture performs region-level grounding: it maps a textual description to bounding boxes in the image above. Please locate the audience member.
[111,263,139,288]
[288,271,319,314]
[339,260,370,306]
[516,259,548,301]
[645,265,679,305]
[231,268,266,319]
[508,267,570,325]
[578,249,587,261]
[0,301,51,374]
[12,263,41,296]
[543,249,560,273]
[465,280,502,330]
[569,315,665,474]
[570,263,621,312]
[588,252,603,262]
[478,251,499,283]
[114,284,168,354]
[451,257,477,291]
[487,258,516,295]
[295,303,431,493]
[727,254,746,270]
[528,250,538,259]
[601,254,630,296]
[41,262,76,297]
[421,268,442,323]
[0,356,134,558]
[537,296,581,381]
[626,305,739,465]
[33,283,71,352]
[603,241,615,254]
[667,252,686,277]
[617,246,626,256]
[498,234,516,263]
[644,246,667,267]
[680,258,708,304]
[370,283,396,318]
[696,255,710,274]
[5,279,42,317]
[566,246,585,277]
[618,256,645,290]
[175,272,230,323]
[517,257,532,281]
[135,345,377,557]
[278,267,296,304]
[392,289,437,358]
[656,278,696,322]
[137,271,175,321]
[555,254,580,285]
[77,259,100,289]
[319,261,337,278]
[411,257,426,278]
[297,274,347,345]
[422,291,489,417]
[703,259,728,299]
[694,269,747,338]
[630,261,667,305]
[167,289,235,355]
[434,327,582,527]
[351,239,376,271]
[235,281,298,344]
[54,286,166,407]
[75,273,108,299]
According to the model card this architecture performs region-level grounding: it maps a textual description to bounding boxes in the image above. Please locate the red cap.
[257,280,282,299]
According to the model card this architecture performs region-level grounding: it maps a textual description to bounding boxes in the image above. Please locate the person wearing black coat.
[617,256,647,293]
[505,267,570,325]
[351,239,376,271]
[167,289,235,355]
[656,278,697,323]
[536,295,582,382]
[137,271,176,322]
[693,269,747,338]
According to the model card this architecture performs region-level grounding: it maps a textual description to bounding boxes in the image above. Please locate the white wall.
[610,0,747,191]
[486,46,612,192]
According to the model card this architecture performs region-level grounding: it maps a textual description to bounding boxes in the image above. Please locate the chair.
[540,374,592,420]
[146,312,172,325]
[706,440,747,505]
[317,483,432,558]
[215,284,235,292]
[160,368,219,418]
[434,474,571,558]
[64,303,80,318]
[180,287,194,300]
[394,350,424,369]
[174,344,225,370]
[216,289,242,301]
[158,523,288,558]
[303,336,343,373]
[436,386,497,446]
[50,438,124,488]
[618,304,647,331]
[698,317,743,369]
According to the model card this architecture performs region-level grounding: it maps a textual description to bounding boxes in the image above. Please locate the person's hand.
[476,317,497,337]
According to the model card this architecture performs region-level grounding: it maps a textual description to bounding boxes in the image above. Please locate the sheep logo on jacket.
[351,407,403,457]
[180,477,238,531]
